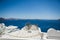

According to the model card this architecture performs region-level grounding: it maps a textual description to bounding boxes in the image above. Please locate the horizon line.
[0,17,60,20]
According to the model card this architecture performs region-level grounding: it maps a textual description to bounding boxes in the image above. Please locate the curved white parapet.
[6,30,41,38]
[47,28,60,39]
[5,25,19,33]
[6,25,18,29]
[0,23,19,35]
[6,25,42,39]
[47,28,57,36]
[21,25,41,32]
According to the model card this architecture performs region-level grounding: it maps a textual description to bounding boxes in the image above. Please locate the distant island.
[0,17,41,20]
[58,19,60,20]
[0,17,60,21]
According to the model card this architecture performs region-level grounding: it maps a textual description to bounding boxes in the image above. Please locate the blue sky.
[0,0,60,19]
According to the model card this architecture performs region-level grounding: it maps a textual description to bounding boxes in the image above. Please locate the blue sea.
[0,19,60,32]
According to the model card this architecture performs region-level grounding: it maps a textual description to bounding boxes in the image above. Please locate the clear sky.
[0,0,60,19]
